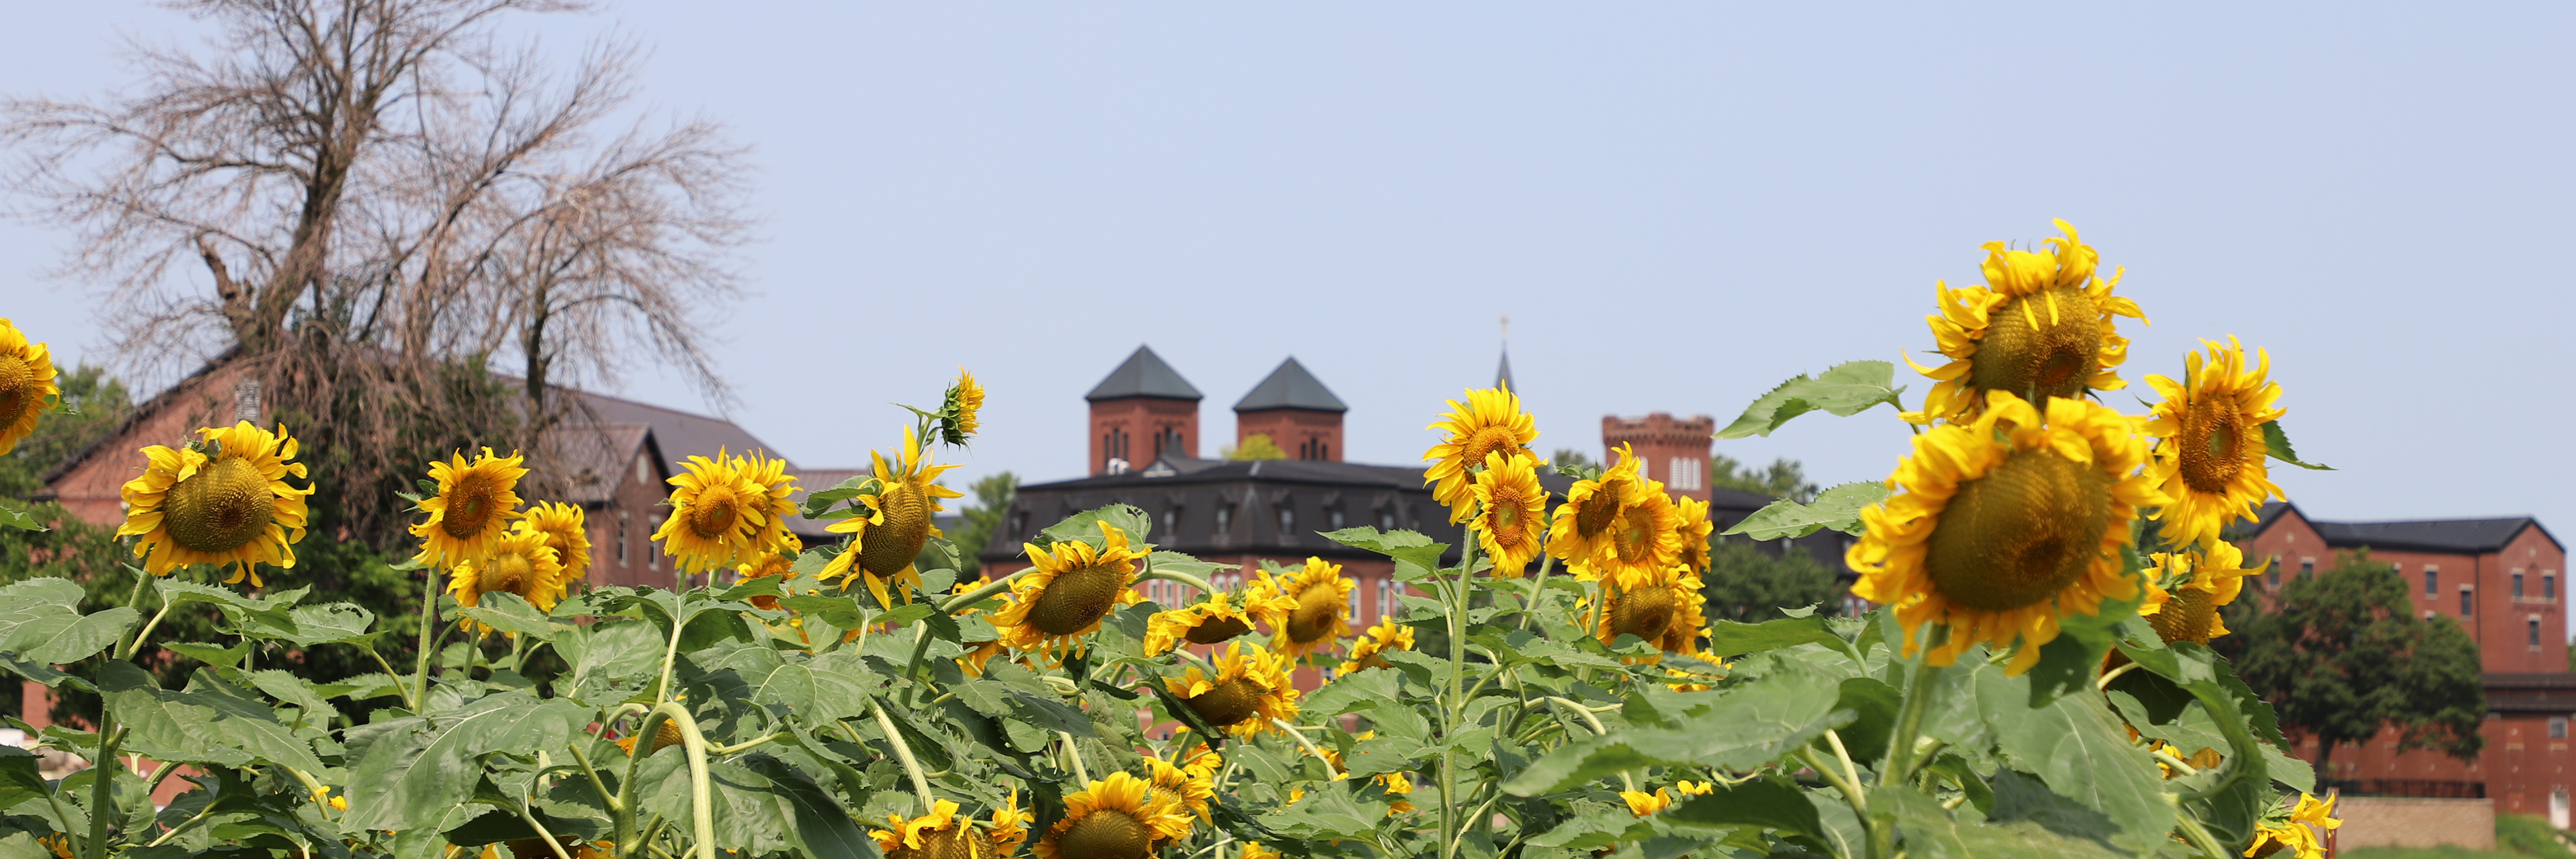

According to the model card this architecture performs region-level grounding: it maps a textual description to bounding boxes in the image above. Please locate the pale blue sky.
[5,5,2571,575]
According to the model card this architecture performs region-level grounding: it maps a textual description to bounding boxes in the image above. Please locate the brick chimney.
[1601,412,1716,502]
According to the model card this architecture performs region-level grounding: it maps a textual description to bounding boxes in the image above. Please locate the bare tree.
[4,0,751,541]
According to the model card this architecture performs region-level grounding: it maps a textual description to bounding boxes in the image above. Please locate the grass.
[2341,814,2571,859]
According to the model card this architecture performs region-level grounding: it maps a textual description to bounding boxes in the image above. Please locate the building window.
[2553,717,2568,740]
[1329,508,1346,531]
[1667,457,1702,491]
[2461,586,2474,617]
[2548,572,2559,599]
[616,511,630,566]
[1009,511,1028,538]
[2427,568,2439,597]
[232,377,262,424]
[1215,506,1232,534]
[1379,581,1397,620]
[1319,442,1328,460]
[1163,506,1180,536]
[1379,511,1396,531]
[1348,581,1363,623]
[649,514,665,571]
[2300,558,2315,578]
[2532,618,2543,647]
[2268,560,2280,589]
[1278,506,1295,536]
[2516,571,2527,598]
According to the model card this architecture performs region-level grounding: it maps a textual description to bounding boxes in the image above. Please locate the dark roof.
[571,390,792,473]
[38,346,241,487]
[1086,346,1202,402]
[2482,673,2571,713]
[2237,502,2559,555]
[782,468,867,540]
[1233,357,1346,413]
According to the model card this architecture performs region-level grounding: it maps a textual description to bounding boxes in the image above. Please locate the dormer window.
[1379,510,1396,531]
[1215,505,1233,534]
[1277,506,1295,536]
[1329,508,1346,531]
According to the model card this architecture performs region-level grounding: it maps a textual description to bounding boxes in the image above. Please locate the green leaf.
[736,754,876,859]
[0,579,135,666]
[1882,788,2130,859]
[0,499,45,532]
[634,755,799,856]
[278,603,379,647]
[0,746,52,812]
[1820,676,1901,766]
[1005,690,1097,738]
[1144,551,1238,581]
[779,594,869,630]
[2259,420,2333,471]
[1321,527,1450,575]
[341,693,591,831]
[1660,775,1824,842]
[1703,614,1848,658]
[1976,666,2173,854]
[1502,659,1851,796]
[1041,504,1153,547]
[98,662,328,777]
[2022,549,2147,706]
[1716,360,1907,439]
[752,652,882,723]
[1719,482,1891,540]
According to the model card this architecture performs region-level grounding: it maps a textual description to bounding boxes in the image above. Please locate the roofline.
[2248,502,2564,555]
[39,347,242,486]
[1232,404,1350,414]
[1016,464,1433,493]
[1083,392,1205,403]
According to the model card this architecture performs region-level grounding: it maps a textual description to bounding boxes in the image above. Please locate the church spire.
[1494,315,1516,392]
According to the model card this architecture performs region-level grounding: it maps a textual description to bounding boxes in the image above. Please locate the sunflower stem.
[1440,518,1478,859]
[871,699,938,813]
[1057,730,1090,784]
[412,562,440,712]
[1513,552,1557,632]
[115,583,166,662]
[568,741,620,814]
[897,624,935,707]
[1136,568,1216,595]
[651,595,690,705]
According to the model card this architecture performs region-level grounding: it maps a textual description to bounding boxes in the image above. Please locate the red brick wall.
[1234,409,1343,462]
[1601,413,1715,502]
[587,448,676,590]
[2303,713,2576,820]
[48,364,258,528]
[2239,511,2567,674]
[1088,397,1198,474]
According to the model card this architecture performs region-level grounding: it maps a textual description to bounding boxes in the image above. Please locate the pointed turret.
[1088,346,1202,474]
[1234,357,1346,461]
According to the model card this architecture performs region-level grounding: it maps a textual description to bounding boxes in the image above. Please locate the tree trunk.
[2315,739,2336,784]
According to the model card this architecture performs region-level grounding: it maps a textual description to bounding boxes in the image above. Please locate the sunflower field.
[0,220,2340,859]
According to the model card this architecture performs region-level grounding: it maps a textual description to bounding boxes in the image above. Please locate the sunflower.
[942,368,985,445]
[1422,385,1540,522]
[1903,220,2149,424]
[1240,844,1282,859]
[1143,590,1285,657]
[1547,445,1649,578]
[1166,641,1299,738]
[1336,619,1415,674]
[741,450,806,559]
[825,427,964,603]
[1034,773,1193,859]
[1147,757,1216,822]
[524,501,592,585]
[450,520,568,633]
[1673,496,1714,574]
[988,791,1034,856]
[1597,476,1681,590]
[1594,565,1709,661]
[410,448,529,571]
[0,319,59,456]
[1267,558,1353,661]
[1849,390,2167,674]
[871,799,989,859]
[117,421,313,586]
[1376,769,1418,815]
[1622,788,1676,817]
[990,523,1146,661]
[2143,337,2287,550]
[2139,540,2261,646]
[654,449,773,575]
[735,551,794,611]
[2245,793,2339,859]
[1468,451,1550,578]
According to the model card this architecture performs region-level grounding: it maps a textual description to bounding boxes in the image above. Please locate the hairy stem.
[871,700,937,812]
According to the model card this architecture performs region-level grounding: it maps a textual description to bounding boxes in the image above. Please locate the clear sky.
[6,5,2571,580]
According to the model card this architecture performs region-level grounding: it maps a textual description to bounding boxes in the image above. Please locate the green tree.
[947,471,1018,577]
[0,364,131,499]
[1699,538,1839,621]
[2219,549,2485,780]
[1549,448,1598,471]
[1221,433,1287,460]
[1710,453,1818,502]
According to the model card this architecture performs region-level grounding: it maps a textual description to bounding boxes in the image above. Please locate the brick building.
[2231,502,2573,823]
[1603,413,1716,503]
[987,347,1849,686]
[35,357,860,591]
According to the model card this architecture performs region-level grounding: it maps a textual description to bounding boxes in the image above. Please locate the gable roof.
[538,423,659,505]
[1233,357,1347,413]
[1086,346,1202,402]
[2238,502,2559,554]
[570,390,791,473]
